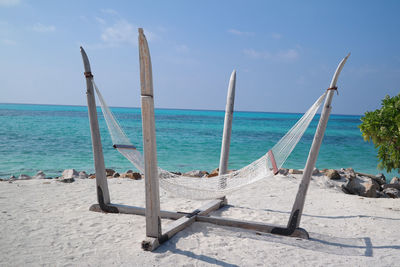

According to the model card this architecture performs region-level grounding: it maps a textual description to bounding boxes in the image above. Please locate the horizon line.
[0,102,364,117]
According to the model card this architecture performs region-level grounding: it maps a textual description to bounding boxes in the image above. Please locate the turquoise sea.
[0,103,394,180]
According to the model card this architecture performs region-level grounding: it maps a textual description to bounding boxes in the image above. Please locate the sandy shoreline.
[1,174,400,266]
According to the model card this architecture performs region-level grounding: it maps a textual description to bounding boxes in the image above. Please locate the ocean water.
[0,103,395,180]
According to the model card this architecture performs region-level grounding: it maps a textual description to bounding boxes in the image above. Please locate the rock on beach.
[18,174,31,180]
[62,169,79,178]
[289,169,303,175]
[79,171,89,179]
[383,188,400,198]
[4,166,399,202]
[33,171,46,179]
[120,171,141,179]
[390,177,400,184]
[183,170,209,178]
[325,169,341,180]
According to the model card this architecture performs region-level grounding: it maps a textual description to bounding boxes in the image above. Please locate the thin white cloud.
[228,29,254,36]
[32,23,56,33]
[92,12,157,48]
[277,49,299,60]
[95,17,106,25]
[101,20,136,46]
[79,15,88,22]
[271,33,282,39]
[243,48,299,61]
[243,49,271,59]
[175,44,189,53]
[1,38,17,45]
[101,8,118,15]
[0,0,20,6]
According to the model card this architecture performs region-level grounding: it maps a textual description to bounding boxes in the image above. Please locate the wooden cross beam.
[89,197,309,252]
[141,199,227,251]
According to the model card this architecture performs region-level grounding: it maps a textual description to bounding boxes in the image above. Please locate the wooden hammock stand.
[80,28,349,251]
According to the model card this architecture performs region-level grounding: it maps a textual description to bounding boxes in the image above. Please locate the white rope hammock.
[92,79,327,200]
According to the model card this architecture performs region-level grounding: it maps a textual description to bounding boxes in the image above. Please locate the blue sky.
[0,0,399,115]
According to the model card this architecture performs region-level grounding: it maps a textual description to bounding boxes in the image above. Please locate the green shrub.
[359,93,400,173]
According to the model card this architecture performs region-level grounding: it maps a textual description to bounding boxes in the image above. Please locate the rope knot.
[84,72,93,78]
[327,86,338,95]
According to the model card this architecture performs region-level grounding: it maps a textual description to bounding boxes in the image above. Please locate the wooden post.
[80,47,111,208]
[280,53,350,234]
[218,70,236,184]
[138,28,161,239]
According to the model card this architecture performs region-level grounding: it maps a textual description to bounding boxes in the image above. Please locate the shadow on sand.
[154,205,400,263]
[226,205,400,221]
[155,228,240,267]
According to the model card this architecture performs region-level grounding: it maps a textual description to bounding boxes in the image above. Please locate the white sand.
[1,174,399,266]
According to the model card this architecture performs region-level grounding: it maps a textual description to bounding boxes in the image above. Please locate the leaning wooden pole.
[276,53,350,235]
[138,28,162,239]
[218,70,236,183]
[80,47,112,210]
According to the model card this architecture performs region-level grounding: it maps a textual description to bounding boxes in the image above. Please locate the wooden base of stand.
[90,197,309,252]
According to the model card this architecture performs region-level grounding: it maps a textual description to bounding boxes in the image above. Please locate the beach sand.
[1,174,399,266]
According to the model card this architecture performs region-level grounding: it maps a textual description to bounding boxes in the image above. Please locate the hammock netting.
[92,79,327,200]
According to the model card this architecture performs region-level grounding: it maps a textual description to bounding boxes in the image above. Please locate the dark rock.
[131,172,141,179]
[341,176,379,198]
[344,168,356,179]
[312,168,320,175]
[382,183,400,190]
[341,183,353,195]
[207,168,219,178]
[18,174,31,180]
[171,172,182,175]
[78,171,88,179]
[89,174,96,179]
[120,172,141,179]
[183,170,209,178]
[383,188,400,198]
[33,171,46,179]
[58,177,75,183]
[390,177,400,184]
[105,169,115,177]
[326,169,341,180]
[371,173,386,186]
[279,168,289,176]
[289,169,303,175]
[376,191,389,198]
[364,182,379,198]
[113,172,120,178]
